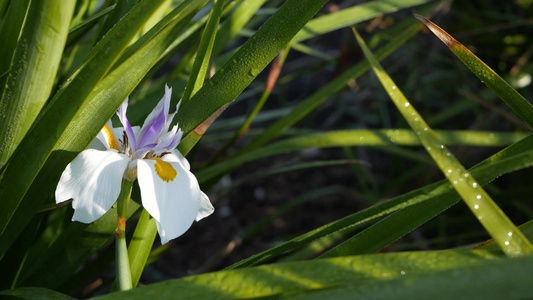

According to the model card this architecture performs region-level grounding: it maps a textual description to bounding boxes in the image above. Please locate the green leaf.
[0,0,75,168]
[175,0,329,134]
[225,134,533,269]
[293,0,433,43]
[237,21,422,155]
[1,1,204,283]
[0,0,168,238]
[274,254,533,300]
[211,0,269,57]
[0,0,30,85]
[0,287,75,300]
[414,14,533,128]
[127,209,158,288]
[92,250,520,299]
[18,203,140,289]
[353,27,533,256]
[197,129,529,182]
[182,0,225,104]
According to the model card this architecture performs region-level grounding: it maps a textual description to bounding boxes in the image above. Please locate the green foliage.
[0,0,532,298]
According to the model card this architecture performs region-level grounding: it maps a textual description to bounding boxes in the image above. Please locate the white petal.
[137,156,201,244]
[196,191,214,221]
[55,149,130,223]
[171,149,190,171]
[94,121,124,151]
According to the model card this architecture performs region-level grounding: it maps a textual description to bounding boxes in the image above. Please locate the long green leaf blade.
[353,27,533,256]
[414,14,533,128]
[92,250,526,299]
[226,134,533,269]
[197,130,528,182]
[175,0,329,134]
[0,0,167,242]
[181,0,224,104]
[0,0,75,168]
[293,0,432,43]
[237,21,422,154]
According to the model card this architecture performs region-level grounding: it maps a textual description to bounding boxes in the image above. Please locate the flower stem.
[116,178,134,291]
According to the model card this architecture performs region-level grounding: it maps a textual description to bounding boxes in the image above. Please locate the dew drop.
[476,195,481,199]
[440,145,445,149]
[404,102,410,107]
[392,86,397,89]
[400,271,406,275]
[447,169,452,174]
[474,204,479,209]
[446,152,451,157]
[472,183,477,188]
[453,180,458,184]
[464,174,469,177]
[505,241,510,246]
[508,232,513,237]
[478,216,483,220]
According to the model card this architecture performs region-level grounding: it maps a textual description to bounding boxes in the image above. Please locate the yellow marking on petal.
[150,158,177,182]
[126,166,137,180]
[103,125,120,151]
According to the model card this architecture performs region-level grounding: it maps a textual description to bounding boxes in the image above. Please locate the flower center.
[150,158,177,182]
[103,125,120,151]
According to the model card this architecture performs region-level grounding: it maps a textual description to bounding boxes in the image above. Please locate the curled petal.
[153,125,183,153]
[196,191,214,221]
[55,150,130,223]
[137,85,172,149]
[136,153,201,244]
[172,149,190,171]
[93,121,123,151]
[117,98,137,152]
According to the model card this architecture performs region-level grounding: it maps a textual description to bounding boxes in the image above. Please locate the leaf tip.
[413,14,459,48]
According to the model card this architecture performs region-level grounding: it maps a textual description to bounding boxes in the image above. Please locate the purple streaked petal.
[153,126,182,152]
[136,86,172,149]
[117,98,137,152]
[162,99,182,133]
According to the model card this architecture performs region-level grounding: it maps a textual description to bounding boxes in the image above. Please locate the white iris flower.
[55,85,214,244]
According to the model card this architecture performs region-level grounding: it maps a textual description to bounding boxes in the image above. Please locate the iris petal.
[137,85,172,149]
[196,191,214,221]
[55,149,130,223]
[136,152,202,244]
[117,98,138,152]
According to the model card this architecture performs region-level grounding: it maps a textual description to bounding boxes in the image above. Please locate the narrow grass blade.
[175,0,329,134]
[0,0,201,262]
[0,0,167,237]
[182,0,225,104]
[237,22,422,155]
[225,134,533,269]
[273,255,533,300]
[18,203,140,288]
[414,14,533,128]
[127,209,158,288]
[0,0,30,85]
[353,28,533,256]
[197,129,528,182]
[0,0,75,168]
[92,250,527,300]
[0,287,75,300]
[294,0,432,43]
[211,0,268,57]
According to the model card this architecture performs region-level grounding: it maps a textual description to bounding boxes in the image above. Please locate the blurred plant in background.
[1,0,533,299]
